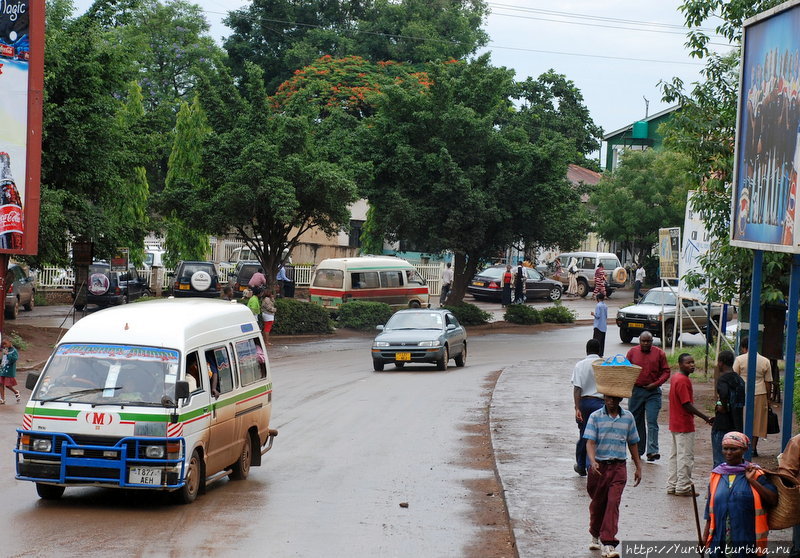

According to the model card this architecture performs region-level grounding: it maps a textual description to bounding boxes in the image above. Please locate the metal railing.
[35,262,446,295]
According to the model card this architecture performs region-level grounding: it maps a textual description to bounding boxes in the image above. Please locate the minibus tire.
[409,300,421,308]
[176,450,202,504]
[36,483,64,500]
[230,433,253,480]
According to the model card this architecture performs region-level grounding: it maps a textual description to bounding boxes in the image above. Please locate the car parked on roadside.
[227,260,261,299]
[5,264,35,319]
[169,261,221,298]
[467,265,562,302]
[74,262,149,311]
[371,309,467,371]
[615,287,730,345]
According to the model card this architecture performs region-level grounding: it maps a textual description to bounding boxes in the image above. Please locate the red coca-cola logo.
[0,204,22,235]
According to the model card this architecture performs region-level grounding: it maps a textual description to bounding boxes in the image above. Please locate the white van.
[15,299,277,503]
[309,256,430,310]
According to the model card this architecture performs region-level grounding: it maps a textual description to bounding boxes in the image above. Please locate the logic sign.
[0,0,42,255]
[680,191,711,302]
[659,227,680,280]
[731,0,800,253]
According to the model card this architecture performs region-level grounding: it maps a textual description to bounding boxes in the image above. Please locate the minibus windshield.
[32,344,180,406]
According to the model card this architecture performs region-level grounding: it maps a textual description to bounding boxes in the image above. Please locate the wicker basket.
[766,470,800,530]
[592,358,641,398]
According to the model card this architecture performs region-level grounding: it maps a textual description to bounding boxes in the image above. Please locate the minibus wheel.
[176,449,202,504]
[230,433,253,480]
[35,483,64,500]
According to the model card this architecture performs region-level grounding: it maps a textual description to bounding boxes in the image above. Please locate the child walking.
[0,336,20,404]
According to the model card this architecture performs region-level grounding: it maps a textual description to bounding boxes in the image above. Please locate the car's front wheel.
[175,449,202,504]
[36,483,64,500]
[619,328,634,344]
[436,346,449,371]
[548,287,562,301]
[373,360,384,372]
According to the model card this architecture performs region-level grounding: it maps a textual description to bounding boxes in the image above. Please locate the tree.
[660,1,789,304]
[161,62,359,287]
[591,149,692,266]
[162,98,210,266]
[361,56,590,303]
[223,0,488,93]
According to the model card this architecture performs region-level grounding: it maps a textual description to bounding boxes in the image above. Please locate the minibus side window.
[405,269,425,285]
[235,337,266,386]
[185,352,204,394]
[312,269,343,288]
[351,271,379,289]
[380,271,403,288]
[205,347,234,395]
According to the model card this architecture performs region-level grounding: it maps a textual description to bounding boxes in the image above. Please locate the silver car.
[371,309,467,371]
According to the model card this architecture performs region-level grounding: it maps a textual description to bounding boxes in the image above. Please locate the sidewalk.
[489,324,793,558]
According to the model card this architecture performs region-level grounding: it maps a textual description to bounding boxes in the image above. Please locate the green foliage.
[8,332,28,351]
[359,206,385,255]
[539,302,577,323]
[591,149,692,266]
[504,304,542,325]
[223,0,489,93]
[335,301,393,330]
[33,292,48,307]
[443,302,491,326]
[362,56,594,304]
[272,298,335,335]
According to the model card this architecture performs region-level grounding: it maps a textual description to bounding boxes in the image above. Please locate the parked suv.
[615,287,730,345]
[5,263,35,319]
[228,260,261,299]
[170,261,221,298]
[553,251,626,298]
[74,262,149,310]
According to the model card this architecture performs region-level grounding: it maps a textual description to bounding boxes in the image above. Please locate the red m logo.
[86,412,110,426]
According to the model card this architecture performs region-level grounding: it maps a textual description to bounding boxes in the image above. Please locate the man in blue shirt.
[276,265,292,297]
[584,394,643,558]
[591,292,608,357]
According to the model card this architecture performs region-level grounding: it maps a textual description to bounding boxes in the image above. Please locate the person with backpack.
[711,350,746,467]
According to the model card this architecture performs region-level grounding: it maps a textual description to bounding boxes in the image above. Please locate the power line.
[203,13,704,66]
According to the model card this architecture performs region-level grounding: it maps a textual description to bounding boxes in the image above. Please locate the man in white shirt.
[571,338,603,476]
[634,263,646,303]
[439,262,454,306]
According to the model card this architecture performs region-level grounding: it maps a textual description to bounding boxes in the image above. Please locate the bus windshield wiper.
[40,386,122,403]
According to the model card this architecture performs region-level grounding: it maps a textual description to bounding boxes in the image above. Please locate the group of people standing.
[571,332,800,558]
[500,261,528,307]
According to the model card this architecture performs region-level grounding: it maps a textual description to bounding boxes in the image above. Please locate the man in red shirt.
[667,354,713,496]
[626,331,671,461]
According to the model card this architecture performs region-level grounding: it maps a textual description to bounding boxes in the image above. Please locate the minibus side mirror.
[175,381,190,400]
[25,373,39,390]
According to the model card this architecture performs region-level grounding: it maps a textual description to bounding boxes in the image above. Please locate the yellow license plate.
[472,281,484,287]
[395,352,411,361]
[629,322,644,328]
[179,284,190,290]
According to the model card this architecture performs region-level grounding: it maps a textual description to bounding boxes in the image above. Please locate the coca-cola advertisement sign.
[0,0,41,254]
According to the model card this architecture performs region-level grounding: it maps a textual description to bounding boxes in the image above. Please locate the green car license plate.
[629,322,644,328]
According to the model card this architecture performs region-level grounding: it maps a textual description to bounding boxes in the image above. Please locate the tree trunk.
[447,252,480,305]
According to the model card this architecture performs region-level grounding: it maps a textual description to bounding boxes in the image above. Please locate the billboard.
[0,0,42,255]
[680,191,711,302]
[659,227,680,280]
[731,0,800,253]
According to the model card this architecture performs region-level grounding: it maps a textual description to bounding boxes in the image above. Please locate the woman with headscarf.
[567,257,579,296]
[703,432,777,558]
[593,263,607,300]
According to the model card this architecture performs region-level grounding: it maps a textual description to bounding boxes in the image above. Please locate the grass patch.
[9,332,28,351]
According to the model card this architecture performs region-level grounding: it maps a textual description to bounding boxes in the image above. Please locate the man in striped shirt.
[583,395,643,558]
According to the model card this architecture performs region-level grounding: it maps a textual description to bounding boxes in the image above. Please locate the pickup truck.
[615,287,729,345]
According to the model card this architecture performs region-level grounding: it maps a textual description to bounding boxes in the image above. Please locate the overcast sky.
[75,0,735,163]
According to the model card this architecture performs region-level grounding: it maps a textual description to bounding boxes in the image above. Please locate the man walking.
[626,331,670,461]
[711,350,745,467]
[591,293,608,357]
[634,263,645,302]
[667,354,713,496]
[439,262,453,307]
[584,394,643,558]
[732,336,773,457]
[571,339,603,476]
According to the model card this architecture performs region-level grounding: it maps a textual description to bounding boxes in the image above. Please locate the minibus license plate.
[395,352,411,361]
[179,284,190,290]
[629,322,644,328]
[129,466,160,485]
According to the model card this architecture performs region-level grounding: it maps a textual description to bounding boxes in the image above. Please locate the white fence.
[36,263,446,295]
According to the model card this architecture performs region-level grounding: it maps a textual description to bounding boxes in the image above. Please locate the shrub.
[8,332,27,350]
[443,302,491,326]
[539,302,576,323]
[504,304,542,324]
[272,298,335,335]
[336,301,393,330]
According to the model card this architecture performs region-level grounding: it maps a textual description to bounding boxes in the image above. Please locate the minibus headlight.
[374,341,389,347]
[418,340,438,347]
[145,445,165,459]
[32,439,52,452]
